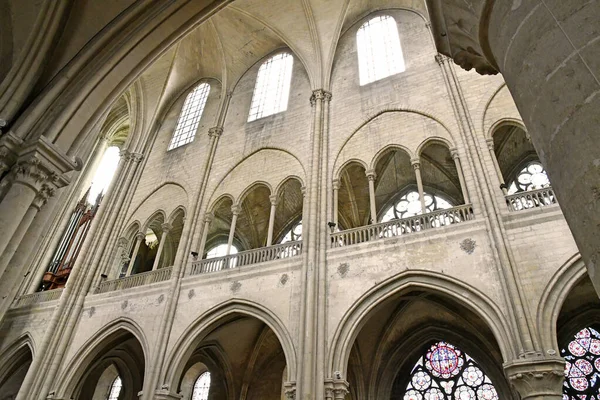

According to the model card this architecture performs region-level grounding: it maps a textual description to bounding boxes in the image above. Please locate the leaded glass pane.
[168,83,210,150]
[107,376,122,400]
[248,53,294,122]
[561,327,600,400]
[380,191,452,222]
[403,342,499,400]
[357,15,406,85]
[507,161,551,194]
[192,372,211,400]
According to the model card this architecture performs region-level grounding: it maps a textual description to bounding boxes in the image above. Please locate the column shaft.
[451,149,470,203]
[198,214,213,258]
[412,160,427,213]
[152,224,171,271]
[126,233,144,276]
[266,195,278,246]
[486,139,507,194]
[366,170,377,224]
[332,179,339,228]
[226,206,239,255]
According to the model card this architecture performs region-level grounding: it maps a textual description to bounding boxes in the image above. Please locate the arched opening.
[337,162,370,229]
[557,275,600,400]
[132,213,166,275]
[373,148,417,222]
[247,52,294,122]
[0,342,33,399]
[68,329,145,400]
[204,196,237,259]
[419,142,464,206]
[339,288,511,400]
[175,314,289,400]
[236,184,272,250]
[274,178,303,247]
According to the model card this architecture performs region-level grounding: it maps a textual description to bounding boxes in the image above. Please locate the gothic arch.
[334,158,369,181]
[0,333,34,400]
[275,176,305,197]
[167,206,187,225]
[537,254,587,351]
[236,181,273,205]
[488,118,527,140]
[328,270,516,378]
[369,144,413,171]
[162,299,297,388]
[55,318,149,399]
[415,136,456,157]
[141,210,167,233]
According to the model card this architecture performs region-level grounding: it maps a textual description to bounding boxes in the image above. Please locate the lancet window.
[403,342,499,400]
[248,53,294,122]
[192,372,211,400]
[561,327,600,400]
[168,83,210,150]
[107,376,122,400]
[357,15,405,85]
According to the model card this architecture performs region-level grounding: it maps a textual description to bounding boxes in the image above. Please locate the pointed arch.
[328,270,516,378]
[162,299,297,388]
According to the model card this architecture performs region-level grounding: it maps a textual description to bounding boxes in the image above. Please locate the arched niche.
[419,141,464,205]
[236,183,272,250]
[372,147,415,221]
[273,177,303,244]
[205,196,237,257]
[61,327,146,400]
[337,161,370,229]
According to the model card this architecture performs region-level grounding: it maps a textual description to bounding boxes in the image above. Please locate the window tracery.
[168,83,210,150]
[561,327,600,400]
[507,161,550,194]
[248,53,294,122]
[107,376,122,400]
[192,372,211,400]
[280,220,302,243]
[381,191,452,222]
[404,342,499,400]
[357,15,405,85]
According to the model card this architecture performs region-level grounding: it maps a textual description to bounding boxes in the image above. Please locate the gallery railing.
[95,266,172,294]
[190,240,303,275]
[505,187,556,212]
[12,288,64,308]
[330,204,474,248]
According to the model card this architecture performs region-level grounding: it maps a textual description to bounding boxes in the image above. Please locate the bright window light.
[248,53,294,122]
[192,372,211,400]
[168,83,210,150]
[107,376,122,400]
[87,146,120,204]
[206,244,237,259]
[357,15,405,85]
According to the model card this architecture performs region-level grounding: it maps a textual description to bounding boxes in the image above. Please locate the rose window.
[507,161,551,194]
[561,327,600,400]
[403,342,499,400]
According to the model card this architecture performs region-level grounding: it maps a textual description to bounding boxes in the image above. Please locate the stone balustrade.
[505,187,557,212]
[330,204,474,248]
[190,240,303,275]
[12,288,64,308]
[95,266,173,294]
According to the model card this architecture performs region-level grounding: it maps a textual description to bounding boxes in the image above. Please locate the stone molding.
[504,357,565,399]
[153,389,183,400]
[332,179,340,190]
[411,158,421,170]
[365,169,376,181]
[310,89,332,106]
[231,204,241,216]
[324,378,350,400]
[31,184,55,210]
[0,131,23,174]
[135,232,146,241]
[208,126,223,138]
[161,222,173,232]
[269,194,279,206]
[283,381,296,400]
[203,212,214,224]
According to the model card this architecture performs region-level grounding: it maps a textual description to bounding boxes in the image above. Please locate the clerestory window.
[168,83,210,150]
[107,376,122,400]
[357,15,405,85]
[192,372,211,400]
[248,53,294,122]
[403,341,499,400]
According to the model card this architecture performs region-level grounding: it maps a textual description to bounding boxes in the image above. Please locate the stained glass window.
[192,372,211,400]
[356,15,405,85]
[168,83,210,150]
[248,53,294,122]
[381,191,452,222]
[561,327,600,400]
[403,342,499,400]
[507,161,551,194]
[107,376,122,400]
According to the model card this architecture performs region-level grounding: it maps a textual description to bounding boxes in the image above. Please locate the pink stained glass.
[571,377,589,392]
[426,343,464,378]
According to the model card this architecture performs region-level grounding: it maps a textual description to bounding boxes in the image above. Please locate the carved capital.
[117,237,129,248]
[366,169,376,181]
[130,152,144,163]
[435,53,449,65]
[283,381,296,400]
[301,186,307,197]
[269,194,279,206]
[135,231,146,241]
[485,138,495,151]
[325,378,350,400]
[0,131,23,174]
[504,357,565,400]
[119,149,132,161]
[161,222,173,233]
[231,204,241,216]
[208,126,223,138]
[203,212,214,224]
[332,179,340,190]
[31,184,55,210]
[410,158,421,170]
[450,148,460,160]
[310,89,332,106]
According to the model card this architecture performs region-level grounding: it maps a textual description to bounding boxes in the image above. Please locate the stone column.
[266,195,278,246]
[226,205,240,255]
[486,138,508,195]
[0,187,51,281]
[113,237,130,278]
[485,1,600,291]
[332,179,339,228]
[324,379,350,400]
[126,232,145,276]
[198,212,213,258]
[411,158,427,214]
[450,148,470,203]
[366,169,377,224]
[152,223,172,271]
[504,357,564,400]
